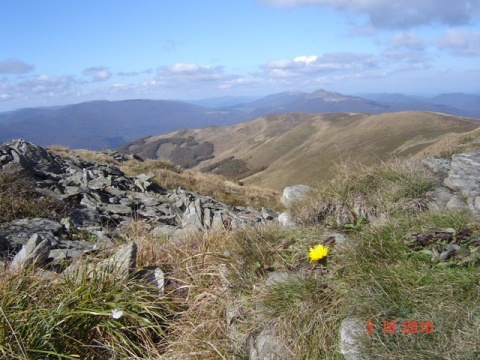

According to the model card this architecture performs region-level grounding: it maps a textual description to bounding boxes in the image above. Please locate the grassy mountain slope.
[119,111,480,190]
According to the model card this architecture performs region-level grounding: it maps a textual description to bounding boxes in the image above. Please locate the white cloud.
[381,33,430,71]
[382,49,431,71]
[82,66,112,82]
[163,63,227,80]
[437,29,480,56]
[390,32,425,49]
[0,74,74,103]
[258,49,432,87]
[294,55,318,64]
[111,83,130,90]
[0,59,34,74]
[262,0,480,29]
[262,52,380,77]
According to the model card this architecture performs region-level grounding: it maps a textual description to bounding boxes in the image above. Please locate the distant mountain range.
[118,111,480,190]
[0,89,479,149]
[358,92,480,115]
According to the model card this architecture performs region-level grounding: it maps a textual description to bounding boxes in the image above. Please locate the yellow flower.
[308,244,329,262]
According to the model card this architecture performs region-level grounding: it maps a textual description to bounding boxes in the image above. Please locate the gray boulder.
[182,199,204,231]
[278,212,295,227]
[249,326,290,360]
[280,185,311,206]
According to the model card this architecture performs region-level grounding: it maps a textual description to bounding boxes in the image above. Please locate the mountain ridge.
[117,110,480,190]
[1,89,478,150]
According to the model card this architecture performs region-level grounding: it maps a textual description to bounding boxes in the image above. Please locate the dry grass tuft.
[154,230,235,359]
[289,158,436,227]
[0,170,69,223]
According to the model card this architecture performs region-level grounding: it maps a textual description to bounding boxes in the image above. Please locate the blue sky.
[0,0,479,111]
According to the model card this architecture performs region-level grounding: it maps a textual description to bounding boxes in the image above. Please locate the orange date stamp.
[366,320,434,335]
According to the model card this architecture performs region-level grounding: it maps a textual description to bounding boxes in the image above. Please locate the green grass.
[0,265,174,359]
[334,209,480,358]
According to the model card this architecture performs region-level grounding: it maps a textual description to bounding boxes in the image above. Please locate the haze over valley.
[0,89,478,150]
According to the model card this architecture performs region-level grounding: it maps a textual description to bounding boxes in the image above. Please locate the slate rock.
[426,152,480,215]
[249,326,289,360]
[67,208,103,228]
[49,248,90,263]
[10,233,52,271]
[261,207,276,220]
[423,157,451,177]
[63,242,137,282]
[327,232,352,250]
[0,139,66,175]
[265,271,298,287]
[0,235,10,253]
[103,204,132,215]
[0,218,63,251]
[88,176,111,190]
[133,266,165,295]
[101,242,137,277]
[182,199,203,230]
[0,139,280,276]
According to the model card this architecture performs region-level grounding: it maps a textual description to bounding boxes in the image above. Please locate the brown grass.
[119,159,281,211]
[289,158,436,227]
[0,170,68,223]
[414,127,480,159]
[115,111,480,190]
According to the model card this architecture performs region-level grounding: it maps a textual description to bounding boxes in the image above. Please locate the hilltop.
[118,111,480,190]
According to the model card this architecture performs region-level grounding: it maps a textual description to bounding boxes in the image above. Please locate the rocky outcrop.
[424,152,480,215]
[0,139,278,278]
